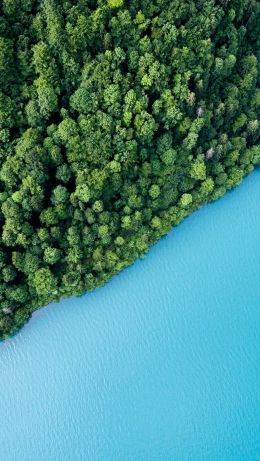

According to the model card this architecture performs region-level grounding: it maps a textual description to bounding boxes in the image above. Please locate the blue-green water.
[0,171,259,461]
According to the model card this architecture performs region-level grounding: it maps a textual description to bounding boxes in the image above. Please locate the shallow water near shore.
[0,170,259,461]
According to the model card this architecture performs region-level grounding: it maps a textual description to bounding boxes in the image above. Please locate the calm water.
[0,171,259,461]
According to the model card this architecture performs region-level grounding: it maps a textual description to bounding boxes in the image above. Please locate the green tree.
[33,268,58,297]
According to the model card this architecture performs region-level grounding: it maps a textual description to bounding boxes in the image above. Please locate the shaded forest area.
[0,0,259,338]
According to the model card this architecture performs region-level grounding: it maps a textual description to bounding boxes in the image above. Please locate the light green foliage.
[0,0,258,339]
[34,268,57,296]
[108,0,124,8]
[190,157,207,181]
[93,200,104,213]
[75,184,91,203]
[151,216,162,229]
[115,236,124,246]
[149,185,160,199]
[180,193,193,208]
[44,247,61,265]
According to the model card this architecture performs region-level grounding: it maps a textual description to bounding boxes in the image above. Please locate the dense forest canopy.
[0,0,259,339]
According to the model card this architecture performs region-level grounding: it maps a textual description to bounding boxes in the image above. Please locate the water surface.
[0,171,259,461]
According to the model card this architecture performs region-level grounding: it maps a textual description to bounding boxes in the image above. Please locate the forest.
[0,0,259,339]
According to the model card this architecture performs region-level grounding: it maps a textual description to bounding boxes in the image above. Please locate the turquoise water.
[0,171,259,461]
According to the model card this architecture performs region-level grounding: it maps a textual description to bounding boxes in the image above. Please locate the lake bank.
[0,170,259,461]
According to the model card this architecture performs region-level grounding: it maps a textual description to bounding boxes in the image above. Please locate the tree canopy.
[0,0,259,338]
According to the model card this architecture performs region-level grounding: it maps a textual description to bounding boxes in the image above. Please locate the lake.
[0,170,259,461]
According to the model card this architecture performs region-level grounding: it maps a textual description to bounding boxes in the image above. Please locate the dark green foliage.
[0,0,259,339]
